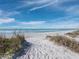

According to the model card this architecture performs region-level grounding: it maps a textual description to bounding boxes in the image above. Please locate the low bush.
[0,33,25,55]
[66,30,79,38]
[47,35,79,53]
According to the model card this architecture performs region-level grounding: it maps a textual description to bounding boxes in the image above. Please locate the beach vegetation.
[47,35,79,53]
[0,32,25,56]
[66,30,79,38]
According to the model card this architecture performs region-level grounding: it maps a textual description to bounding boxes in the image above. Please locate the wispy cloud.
[1,17,79,29]
[0,10,20,17]
[14,0,51,10]
[48,16,79,28]
[15,0,77,12]
[18,21,46,25]
[19,0,73,12]
[29,1,58,11]
[13,16,79,29]
[66,5,79,16]
[0,18,15,24]
[23,0,51,5]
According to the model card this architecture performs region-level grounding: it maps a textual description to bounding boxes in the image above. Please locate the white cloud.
[15,0,51,10]
[29,0,58,11]
[66,6,79,15]
[19,0,74,11]
[0,18,15,24]
[18,21,46,25]
[12,0,76,13]
[48,16,79,28]
[14,16,79,29]
[1,18,79,29]
[0,10,20,17]
[24,0,51,5]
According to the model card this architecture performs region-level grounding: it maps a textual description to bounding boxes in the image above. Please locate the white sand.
[16,32,79,59]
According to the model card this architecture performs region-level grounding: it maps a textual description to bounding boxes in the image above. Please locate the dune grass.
[66,30,79,38]
[0,32,25,56]
[47,35,79,53]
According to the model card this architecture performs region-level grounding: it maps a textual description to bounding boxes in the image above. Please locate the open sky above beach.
[0,0,79,29]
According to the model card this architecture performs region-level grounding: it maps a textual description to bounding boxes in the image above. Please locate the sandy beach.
[12,31,79,59]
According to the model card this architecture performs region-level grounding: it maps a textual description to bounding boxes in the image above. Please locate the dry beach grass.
[0,32,25,56]
[47,35,79,53]
[66,30,79,38]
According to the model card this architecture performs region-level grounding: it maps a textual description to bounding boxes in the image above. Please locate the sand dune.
[15,32,79,59]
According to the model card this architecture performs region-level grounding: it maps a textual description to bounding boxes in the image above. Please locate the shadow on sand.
[12,40,32,59]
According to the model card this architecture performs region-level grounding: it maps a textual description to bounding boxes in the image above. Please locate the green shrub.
[0,33,25,55]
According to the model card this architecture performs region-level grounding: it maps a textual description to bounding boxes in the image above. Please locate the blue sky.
[0,0,79,29]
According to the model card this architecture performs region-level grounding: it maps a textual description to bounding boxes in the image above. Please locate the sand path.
[17,33,79,59]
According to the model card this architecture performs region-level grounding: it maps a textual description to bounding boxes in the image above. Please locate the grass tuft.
[66,30,79,38]
[47,35,79,53]
[0,32,25,56]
